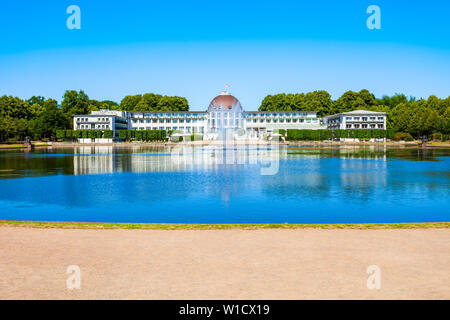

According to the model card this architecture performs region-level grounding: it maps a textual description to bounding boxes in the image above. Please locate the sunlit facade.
[72,91,386,140]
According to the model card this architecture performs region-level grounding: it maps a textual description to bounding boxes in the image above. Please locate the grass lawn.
[0,220,448,230]
[0,142,50,149]
[427,141,450,147]
[0,144,25,149]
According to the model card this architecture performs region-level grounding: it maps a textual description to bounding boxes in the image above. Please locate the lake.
[0,145,449,224]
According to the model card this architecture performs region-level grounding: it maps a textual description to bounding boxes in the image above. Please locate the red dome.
[208,92,243,112]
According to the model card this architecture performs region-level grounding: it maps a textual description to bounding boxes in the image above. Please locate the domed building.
[207,91,244,131]
[72,88,335,141]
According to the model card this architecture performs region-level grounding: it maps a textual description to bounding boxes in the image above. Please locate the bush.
[104,130,113,139]
[431,132,449,141]
[56,130,65,139]
[386,129,396,140]
[88,130,101,139]
[394,132,414,141]
[117,130,166,141]
[118,130,128,140]
[287,129,331,141]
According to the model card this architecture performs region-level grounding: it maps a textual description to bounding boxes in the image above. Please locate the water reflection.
[73,145,286,175]
[0,146,449,223]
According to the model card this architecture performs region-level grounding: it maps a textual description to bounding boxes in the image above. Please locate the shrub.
[103,130,113,139]
[88,130,101,139]
[56,130,65,139]
[386,129,396,140]
[394,132,414,141]
[118,130,128,140]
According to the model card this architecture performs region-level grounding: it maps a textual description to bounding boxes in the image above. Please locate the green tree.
[119,95,142,111]
[408,108,440,138]
[142,93,162,111]
[61,90,90,116]
[32,99,70,140]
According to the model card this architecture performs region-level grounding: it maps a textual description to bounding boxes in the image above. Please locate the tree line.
[0,90,190,142]
[259,90,450,139]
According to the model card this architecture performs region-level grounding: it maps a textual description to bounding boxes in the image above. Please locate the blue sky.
[0,0,449,110]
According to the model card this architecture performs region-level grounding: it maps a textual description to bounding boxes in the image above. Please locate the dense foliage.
[0,90,189,142]
[286,129,395,141]
[56,130,113,140]
[118,94,189,112]
[117,130,167,141]
[260,90,450,139]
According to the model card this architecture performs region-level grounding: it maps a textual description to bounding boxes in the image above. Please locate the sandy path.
[0,227,449,299]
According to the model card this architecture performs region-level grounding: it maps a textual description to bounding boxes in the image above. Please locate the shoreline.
[1,140,450,149]
[1,220,448,230]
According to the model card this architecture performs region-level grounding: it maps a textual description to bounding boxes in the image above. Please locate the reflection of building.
[73,146,287,175]
[72,91,387,139]
[326,110,386,130]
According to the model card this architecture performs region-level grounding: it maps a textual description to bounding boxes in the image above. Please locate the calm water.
[0,145,449,223]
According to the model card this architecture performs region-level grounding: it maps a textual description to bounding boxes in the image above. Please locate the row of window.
[246,113,314,118]
[345,124,384,129]
[132,119,202,124]
[248,118,318,123]
[136,127,205,132]
[78,124,110,129]
[77,117,111,122]
[346,116,384,121]
[134,113,205,118]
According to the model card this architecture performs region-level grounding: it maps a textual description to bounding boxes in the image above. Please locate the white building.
[326,110,386,130]
[73,110,129,132]
[72,92,387,140]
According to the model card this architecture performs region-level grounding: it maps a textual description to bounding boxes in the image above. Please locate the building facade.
[72,91,386,140]
[326,110,386,130]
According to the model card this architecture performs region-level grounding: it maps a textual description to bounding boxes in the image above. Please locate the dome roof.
[208,91,243,112]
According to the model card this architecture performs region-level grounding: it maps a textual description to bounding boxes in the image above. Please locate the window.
[370,124,376,128]
[378,124,384,129]
[378,117,384,120]
[362,117,368,121]
[346,117,352,120]
[362,124,368,128]
[354,124,360,128]
[346,124,352,129]
[354,117,360,121]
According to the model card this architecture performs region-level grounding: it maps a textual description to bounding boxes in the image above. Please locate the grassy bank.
[0,220,448,230]
[0,143,50,149]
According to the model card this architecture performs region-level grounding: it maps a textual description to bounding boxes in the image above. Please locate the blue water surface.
[0,146,449,223]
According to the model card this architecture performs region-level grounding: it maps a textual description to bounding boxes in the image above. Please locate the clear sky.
[0,0,449,110]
